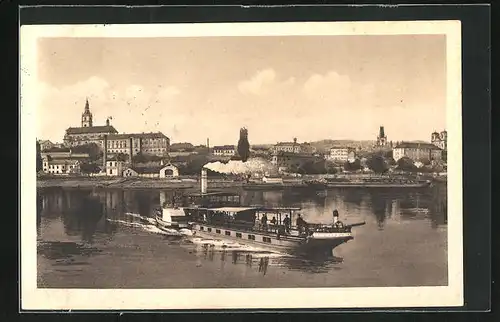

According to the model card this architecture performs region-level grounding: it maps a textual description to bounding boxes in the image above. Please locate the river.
[36,184,447,288]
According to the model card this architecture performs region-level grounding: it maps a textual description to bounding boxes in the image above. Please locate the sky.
[36,35,446,145]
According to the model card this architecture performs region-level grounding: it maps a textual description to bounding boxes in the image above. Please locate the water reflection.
[38,183,447,257]
[191,246,344,275]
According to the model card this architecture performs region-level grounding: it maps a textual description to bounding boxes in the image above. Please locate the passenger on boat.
[296,214,308,235]
[332,209,339,224]
[270,216,277,231]
[332,209,344,229]
[261,213,268,231]
[283,214,291,233]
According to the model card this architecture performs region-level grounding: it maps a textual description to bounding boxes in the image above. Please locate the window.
[236,233,242,238]
[263,237,272,243]
[207,228,212,232]
[216,229,221,234]
[225,231,231,236]
[200,226,204,231]
[248,234,255,240]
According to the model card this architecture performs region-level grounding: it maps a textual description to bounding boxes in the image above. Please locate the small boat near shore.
[155,191,365,255]
[305,178,432,189]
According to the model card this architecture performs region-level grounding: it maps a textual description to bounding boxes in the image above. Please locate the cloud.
[303,71,351,99]
[238,68,295,96]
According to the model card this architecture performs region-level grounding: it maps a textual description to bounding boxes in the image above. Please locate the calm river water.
[36,184,447,288]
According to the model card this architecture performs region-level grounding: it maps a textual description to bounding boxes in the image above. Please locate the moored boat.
[312,177,432,189]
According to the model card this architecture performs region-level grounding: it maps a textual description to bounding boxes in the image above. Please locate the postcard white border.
[20,20,463,310]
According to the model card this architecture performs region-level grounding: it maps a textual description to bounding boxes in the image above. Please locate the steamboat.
[155,169,365,255]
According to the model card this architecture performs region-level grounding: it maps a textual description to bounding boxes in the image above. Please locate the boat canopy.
[189,191,239,197]
[210,207,258,213]
[255,207,301,211]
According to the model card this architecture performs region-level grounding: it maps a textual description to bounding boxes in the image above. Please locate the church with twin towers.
[63,98,170,157]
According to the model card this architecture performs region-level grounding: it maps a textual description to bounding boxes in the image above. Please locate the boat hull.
[155,216,190,230]
[191,223,352,255]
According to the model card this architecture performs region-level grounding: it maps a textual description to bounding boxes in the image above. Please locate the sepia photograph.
[20,20,463,310]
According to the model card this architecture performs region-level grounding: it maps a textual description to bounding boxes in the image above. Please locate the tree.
[367,154,388,174]
[36,141,42,173]
[343,159,362,171]
[115,153,129,162]
[325,162,338,174]
[237,127,250,162]
[291,159,326,175]
[80,162,101,174]
[181,155,210,175]
[396,157,417,172]
[72,143,101,161]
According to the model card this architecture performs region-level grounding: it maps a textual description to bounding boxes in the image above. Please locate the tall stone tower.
[377,126,387,146]
[81,98,93,128]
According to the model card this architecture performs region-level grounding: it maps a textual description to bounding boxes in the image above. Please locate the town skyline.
[36,35,446,144]
[37,100,444,147]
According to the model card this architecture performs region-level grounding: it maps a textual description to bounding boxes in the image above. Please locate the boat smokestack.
[201,168,208,194]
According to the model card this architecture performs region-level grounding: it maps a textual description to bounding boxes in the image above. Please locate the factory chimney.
[129,137,133,165]
[103,135,108,172]
[201,168,208,194]
[207,138,210,152]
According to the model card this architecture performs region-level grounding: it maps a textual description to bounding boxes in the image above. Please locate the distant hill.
[309,140,376,152]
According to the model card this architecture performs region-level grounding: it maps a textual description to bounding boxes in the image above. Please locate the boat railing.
[195,219,352,235]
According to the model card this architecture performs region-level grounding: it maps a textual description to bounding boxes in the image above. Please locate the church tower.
[377,126,387,146]
[81,98,93,127]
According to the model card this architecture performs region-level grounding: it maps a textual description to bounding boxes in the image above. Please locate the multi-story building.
[42,157,81,175]
[329,147,356,162]
[376,126,388,147]
[105,159,125,176]
[106,132,170,157]
[64,99,118,148]
[431,130,447,151]
[393,142,443,162]
[271,151,322,171]
[300,142,317,154]
[63,99,170,156]
[40,148,90,161]
[272,138,301,154]
[213,145,236,157]
[38,140,54,151]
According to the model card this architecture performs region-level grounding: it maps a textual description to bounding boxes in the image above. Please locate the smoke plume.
[203,157,276,175]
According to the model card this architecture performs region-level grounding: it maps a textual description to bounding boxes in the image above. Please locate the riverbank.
[37,175,443,191]
[36,176,247,190]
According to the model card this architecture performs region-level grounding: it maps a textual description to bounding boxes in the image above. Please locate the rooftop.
[394,142,443,150]
[213,145,235,150]
[275,142,298,146]
[46,159,80,165]
[273,151,317,157]
[66,125,118,135]
[107,132,168,140]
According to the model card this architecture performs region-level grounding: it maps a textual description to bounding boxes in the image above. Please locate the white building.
[393,142,443,162]
[106,159,125,176]
[328,147,356,162]
[213,145,236,157]
[42,157,81,175]
[123,168,139,177]
[159,163,179,178]
[272,138,301,154]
